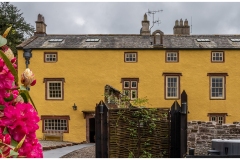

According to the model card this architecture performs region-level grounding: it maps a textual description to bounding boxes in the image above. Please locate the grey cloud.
[11,2,240,35]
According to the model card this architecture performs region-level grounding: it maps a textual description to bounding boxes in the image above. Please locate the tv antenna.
[147,9,163,31]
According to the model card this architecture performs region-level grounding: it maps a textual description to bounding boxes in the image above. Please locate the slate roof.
[17,34,240,50]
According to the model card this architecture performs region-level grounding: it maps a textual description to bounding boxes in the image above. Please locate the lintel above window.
[162,72,182,76]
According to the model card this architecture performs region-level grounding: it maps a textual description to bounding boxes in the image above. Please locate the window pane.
[124,81,130,88]
[166,77,178,98]
[131,90,137,99]
[131,81,137,88]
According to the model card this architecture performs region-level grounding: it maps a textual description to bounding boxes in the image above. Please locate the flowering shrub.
[0,27,43,158]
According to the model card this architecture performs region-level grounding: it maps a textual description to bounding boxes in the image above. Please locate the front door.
[89,118,95,143]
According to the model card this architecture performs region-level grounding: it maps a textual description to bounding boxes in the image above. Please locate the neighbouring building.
[17,13,240,143]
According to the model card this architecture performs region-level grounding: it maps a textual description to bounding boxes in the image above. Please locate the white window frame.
[166,52,178,62]
[122,78,139,100]
[45,53,57,62]
[47,81,63,100]
[166,76,179,99]
[210,76,225,99]
[212,51,224,62]
[44,119,68,131]
[131,90,137,99]
[124,52,137,62]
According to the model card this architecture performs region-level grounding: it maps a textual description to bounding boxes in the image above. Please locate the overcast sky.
[10,2,240,35]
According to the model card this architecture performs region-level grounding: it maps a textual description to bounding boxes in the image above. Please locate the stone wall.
[187,121,240,155]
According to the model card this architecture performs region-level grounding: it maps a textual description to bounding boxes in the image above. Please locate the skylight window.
[48,39,63,42]
[196,39,210,42]
[231,39,240,42]
[86,39,100,42]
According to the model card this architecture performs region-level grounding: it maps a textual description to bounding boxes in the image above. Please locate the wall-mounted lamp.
[72,103,77,111]
[181,102,187,114]
[23,48,32,68]
[99,104,103,114]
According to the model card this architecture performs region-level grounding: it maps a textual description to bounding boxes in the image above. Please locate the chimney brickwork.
[140,13,150,35]
[35,14,47,36]
[173,18,190,35]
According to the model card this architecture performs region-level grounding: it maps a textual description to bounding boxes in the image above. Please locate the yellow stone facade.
[17,49,240,143]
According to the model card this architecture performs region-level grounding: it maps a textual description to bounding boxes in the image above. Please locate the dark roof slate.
[17,34,240,49]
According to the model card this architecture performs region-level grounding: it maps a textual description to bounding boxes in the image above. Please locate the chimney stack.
[173,18,190,35]
[35,14,47,36]
[140,13,150,35]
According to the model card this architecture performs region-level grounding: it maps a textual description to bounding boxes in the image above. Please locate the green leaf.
[22,90,37,112]
[14,135,26,152]
[0,50,18,83]
[3,93,13,102]
[3,127,9,134]
[11,139,18,147]
[0,105,5,110]
[9,150,19,157]
[20,92,28,103]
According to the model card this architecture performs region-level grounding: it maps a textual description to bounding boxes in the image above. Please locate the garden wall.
[187,121,240,155]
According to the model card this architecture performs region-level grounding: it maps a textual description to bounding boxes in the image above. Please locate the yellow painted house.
[17,13,240,143]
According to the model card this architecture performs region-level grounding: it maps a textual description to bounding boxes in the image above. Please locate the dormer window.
[48,39,63,42]
[230,39,240,42]
[197,39,210,42]
[86,39,100,42]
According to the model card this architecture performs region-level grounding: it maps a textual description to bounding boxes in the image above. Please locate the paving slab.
[43,143,95,158]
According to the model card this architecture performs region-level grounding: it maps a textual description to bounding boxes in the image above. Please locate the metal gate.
[170,90,188,158]
[95,90,188,158]
[95,100,108,158]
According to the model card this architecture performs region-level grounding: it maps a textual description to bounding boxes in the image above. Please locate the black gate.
[170,90,188,158]
[95,90,188,158]
[95,100,108,158]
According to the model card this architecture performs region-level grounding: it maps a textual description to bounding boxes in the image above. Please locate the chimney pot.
[180,18,183,26]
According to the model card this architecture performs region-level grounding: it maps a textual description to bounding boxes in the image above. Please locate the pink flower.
[18,138,43,158]
[0,58,14,101]
[2,103,40,141]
